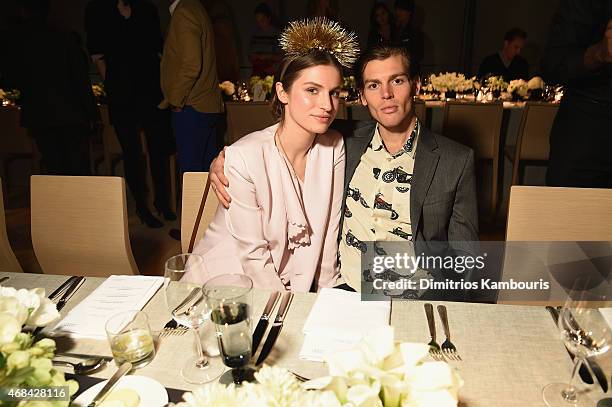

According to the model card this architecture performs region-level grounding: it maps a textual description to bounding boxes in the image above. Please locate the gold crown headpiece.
[279,18,360,68]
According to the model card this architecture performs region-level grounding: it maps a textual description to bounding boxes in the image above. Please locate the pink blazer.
[191,124,345,292]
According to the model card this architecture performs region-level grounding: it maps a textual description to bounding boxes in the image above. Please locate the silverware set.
[33,276,85,337]
[424,303,462,361]
[159,319,189,338]
[253,291,294,365]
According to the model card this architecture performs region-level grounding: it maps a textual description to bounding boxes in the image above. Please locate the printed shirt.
[338,119,420,290]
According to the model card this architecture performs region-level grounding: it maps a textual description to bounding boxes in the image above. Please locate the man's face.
[360,55,420,131]
[503,38,524,60]
[394,8,411,26]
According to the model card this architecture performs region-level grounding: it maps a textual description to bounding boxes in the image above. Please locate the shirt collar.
[498,51,511,68]
[370,118,421,159]
[169,0,181,15]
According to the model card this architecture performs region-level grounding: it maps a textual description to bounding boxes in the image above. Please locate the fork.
[159,319,188,338]
[424,303,443,360]
[437,305,461,361]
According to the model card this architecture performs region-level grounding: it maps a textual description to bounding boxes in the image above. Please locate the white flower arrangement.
[485,76,508,92]
[428,72,475,93]
[250,75,275,101]
[507,79,528,97]
[177,326,462,407]
[218,81,236,97]
[0,286,77,406]
[527,76,545,90]
[0,88,20,106]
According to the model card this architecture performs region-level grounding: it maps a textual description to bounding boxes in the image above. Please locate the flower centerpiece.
[527,76,545,100]
[428,73,475,100]
[249,75,275,101]
[177,326,462,407]
[485,76,508,99]
[218,81,236,101]
[0,286,78,406]
[0,89,21,106]
[507,79,528,101]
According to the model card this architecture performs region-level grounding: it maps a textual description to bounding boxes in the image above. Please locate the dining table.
[1,271,610,406]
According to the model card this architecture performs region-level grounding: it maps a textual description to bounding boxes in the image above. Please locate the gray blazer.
[334,119,479,256]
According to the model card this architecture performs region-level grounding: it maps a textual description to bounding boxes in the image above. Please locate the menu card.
[52,275,164,339]
[299,288,390,362]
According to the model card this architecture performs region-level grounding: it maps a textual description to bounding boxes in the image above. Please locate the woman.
[367,2,394,48]
[189,19,359,292]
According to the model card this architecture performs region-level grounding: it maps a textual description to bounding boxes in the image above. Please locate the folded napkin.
[52,275,164,340]
[299,288,391,362]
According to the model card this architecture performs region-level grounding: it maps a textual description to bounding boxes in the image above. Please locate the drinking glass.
[203,274,254,385]
[543,290,611,406]
[163,253,224,384]
[105,310,155,369]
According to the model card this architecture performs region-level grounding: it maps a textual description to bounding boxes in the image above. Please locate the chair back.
[31,175,138,276]
[226,102,277,144]
[507,186,612,241]
[0,178,23,272]
[442,101,503,160]
[181,172,219,253]
[515,102,558,161]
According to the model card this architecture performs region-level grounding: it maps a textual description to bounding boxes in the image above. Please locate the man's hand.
[210,147,230,208]
[169,104,183,113]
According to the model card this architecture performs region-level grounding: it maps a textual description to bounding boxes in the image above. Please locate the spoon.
[52,358,107,375]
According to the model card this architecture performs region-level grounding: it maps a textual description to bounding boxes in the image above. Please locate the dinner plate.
[72,375,168,407]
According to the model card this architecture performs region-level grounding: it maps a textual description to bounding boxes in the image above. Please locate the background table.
[2,271,610,406]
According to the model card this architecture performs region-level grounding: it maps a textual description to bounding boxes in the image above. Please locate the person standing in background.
[393,0,424,65]
[249,2,282,77]
[478,28,529,81]
[367,2,394,48]
[10,0,98,176]
[542,0,612,188]
[160,0,223,173]
[85,0,176,228]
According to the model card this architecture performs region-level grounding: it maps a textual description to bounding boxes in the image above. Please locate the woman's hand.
[210,147,231,208]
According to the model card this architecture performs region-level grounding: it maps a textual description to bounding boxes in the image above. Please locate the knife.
[0,276,9,284]
[48,276,79,301]
[255,292,293,365]
[87,362,132,407]
[557,306,609,393]
[252,291,281,355]
[56,276,85,312]
[546,306,594,385]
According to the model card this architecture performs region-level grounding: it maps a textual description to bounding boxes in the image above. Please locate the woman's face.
[375,7,389,26]
[277,64,342,135]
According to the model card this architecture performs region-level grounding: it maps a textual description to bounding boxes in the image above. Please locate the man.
[8,0,98,176]
[210,46,479,295]
[478,28,529,81]
[393,0,424,64]
[542,0,612,188]
[160,0,223,173]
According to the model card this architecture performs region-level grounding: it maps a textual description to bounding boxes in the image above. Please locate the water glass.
[105,310,155,369]
[203,274,254,384]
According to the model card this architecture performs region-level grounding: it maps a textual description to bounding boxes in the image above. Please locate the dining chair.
[30,175,138,276]
[505,102,558,185]
[180,172,219,253]
[225,102,277,145]
[0,178,23,273]
[498,186,612,305]
[442,101,504,216]
[0,106,40,196]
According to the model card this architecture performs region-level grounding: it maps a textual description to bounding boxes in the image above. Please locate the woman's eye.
[307,88,318,94]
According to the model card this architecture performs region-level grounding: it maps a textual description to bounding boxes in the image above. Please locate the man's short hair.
[355,45,420,91]
[504,27,527,42]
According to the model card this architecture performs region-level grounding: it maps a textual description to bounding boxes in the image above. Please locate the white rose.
[346,381,383,407]
[1,287,59,327]
[527,76,544,90]
[0,296,28,326]
[0,313,22,345]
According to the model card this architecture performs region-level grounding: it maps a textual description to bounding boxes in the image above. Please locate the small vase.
[492,90,501,99]
[445,90,456,100]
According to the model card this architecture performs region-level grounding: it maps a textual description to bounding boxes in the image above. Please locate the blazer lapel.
[410,127,440,238]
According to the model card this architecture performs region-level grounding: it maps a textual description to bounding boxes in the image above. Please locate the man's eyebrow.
[364,79,381,84]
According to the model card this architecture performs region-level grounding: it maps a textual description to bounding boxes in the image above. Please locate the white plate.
[72,375,169,407]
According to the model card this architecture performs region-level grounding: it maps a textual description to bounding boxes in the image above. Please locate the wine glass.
[203,274,255,385]
[543,289,611,406]
[163,254,224,384]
